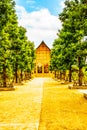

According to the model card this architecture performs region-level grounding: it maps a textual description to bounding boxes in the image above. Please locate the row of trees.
[0,0,35,87]
[50,0,87,86]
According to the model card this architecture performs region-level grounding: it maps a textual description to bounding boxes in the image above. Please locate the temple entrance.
[37,63,42,73]
[34,41,51,77]
[44,64,49,73]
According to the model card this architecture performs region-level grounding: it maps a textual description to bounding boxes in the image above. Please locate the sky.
[14,0,65,48]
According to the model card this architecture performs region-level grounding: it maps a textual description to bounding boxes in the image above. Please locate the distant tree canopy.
[0,0,35,87]
[50,0,87,85]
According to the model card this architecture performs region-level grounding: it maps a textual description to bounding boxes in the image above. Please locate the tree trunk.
[57,71,60,79]
[54,71,56,78]
[60,71,62,80]
[78,57,83,86]
[15,62,18,83]
[29,72,31,79]
[24,71,27,80]
[78,68,83,86]
[20,70,23,81]
[63,71,66,80]
[69,65,72,82]
[3,65,7,87]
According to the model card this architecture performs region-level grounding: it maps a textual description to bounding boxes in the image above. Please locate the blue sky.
[15,0,65,48]
[15,0,64,16]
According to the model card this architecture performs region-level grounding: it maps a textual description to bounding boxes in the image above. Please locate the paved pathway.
[0,78,87,130]
[0,78,46,130]
[38,78,87,130]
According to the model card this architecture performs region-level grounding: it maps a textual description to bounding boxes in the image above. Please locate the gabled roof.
[36,41,51,51]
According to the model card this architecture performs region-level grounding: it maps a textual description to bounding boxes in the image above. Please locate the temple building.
[34,41,51,77]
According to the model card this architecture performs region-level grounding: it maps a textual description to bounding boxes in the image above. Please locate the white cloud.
[26,0,35,4]
[60,0,65,9]
[16,5,62,48]
[14,0,19,2]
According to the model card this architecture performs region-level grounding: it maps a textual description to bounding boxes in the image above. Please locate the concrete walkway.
[0,78,46,130]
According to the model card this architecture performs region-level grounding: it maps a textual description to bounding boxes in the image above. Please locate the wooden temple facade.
[34,41,51,77]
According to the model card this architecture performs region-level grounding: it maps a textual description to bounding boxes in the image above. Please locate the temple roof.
[36,41,51,51]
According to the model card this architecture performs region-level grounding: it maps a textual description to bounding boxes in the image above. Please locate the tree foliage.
[50,0,87,85]
[0,0,35,87]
